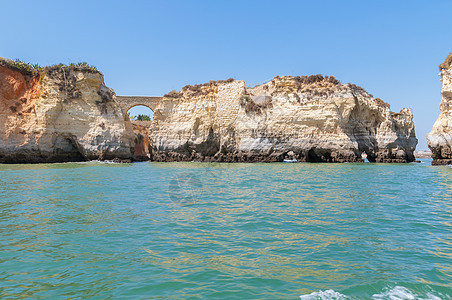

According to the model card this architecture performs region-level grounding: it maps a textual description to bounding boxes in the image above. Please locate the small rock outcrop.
[150,76,417,162]
[0,58,134,163]
[427,53,452,165]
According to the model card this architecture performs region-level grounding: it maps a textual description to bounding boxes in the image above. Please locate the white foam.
[372,286,443,300]
[300,286,446,300]
[372,286,417,300]
[78,160,123,164]
[426,293,443,300]
[300,289,348,300]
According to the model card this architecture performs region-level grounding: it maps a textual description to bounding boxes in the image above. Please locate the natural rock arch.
[125,104,154,121]
[116,96,162,117]
[115,96,163,161]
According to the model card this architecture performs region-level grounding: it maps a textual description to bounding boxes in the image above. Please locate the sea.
[0,159,450,299]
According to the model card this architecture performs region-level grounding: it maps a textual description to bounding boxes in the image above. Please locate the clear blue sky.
[1,0,451,149]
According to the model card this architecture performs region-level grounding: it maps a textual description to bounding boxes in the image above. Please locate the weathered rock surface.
[0,58,134,163]
[131,121,151,161]
[150,75,417,163]
[0,57,418,164]
[427,53,452,165]
[414,150,432,159]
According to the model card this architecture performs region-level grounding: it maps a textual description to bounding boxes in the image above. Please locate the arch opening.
[126,105,154,161]
[126,105,154,122]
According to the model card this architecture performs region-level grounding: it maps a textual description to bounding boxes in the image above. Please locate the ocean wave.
[300,289,347,300]
[300,285,449,300]
[75,160,131,164]
[372,286,444,300]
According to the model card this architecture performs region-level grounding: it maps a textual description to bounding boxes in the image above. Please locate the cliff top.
[439,53,452,71]
[0,57,101,76]
[164,75,346,98]
[163,74,393,111]
[164,78,235,98]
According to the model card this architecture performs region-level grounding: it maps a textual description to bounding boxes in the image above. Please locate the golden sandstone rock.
[0,58,417,163]
[427,53,452,165]
[0,59,133,163]
[150,76,417,162]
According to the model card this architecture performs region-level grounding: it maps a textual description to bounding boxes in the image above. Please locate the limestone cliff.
[0,58,418,164]
[427,53,452,165]
[0,58,134,163]
[131,121,151,161]
[150,76,417,162]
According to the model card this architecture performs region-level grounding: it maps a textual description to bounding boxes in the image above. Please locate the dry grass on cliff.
[0,58,100,76]
[271,74,341,86]
[163,90,183,98]
[46,62,99,74]
[270,75,342,94]
[293,74,341,86]
[347,83,368,95]
[163,78,235,98]
[0,58,41,75]
[375,97,390,108]
[439,53,452,71]
[268,75,342,99]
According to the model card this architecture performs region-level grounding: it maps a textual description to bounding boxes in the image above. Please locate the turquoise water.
[0,160,451,299]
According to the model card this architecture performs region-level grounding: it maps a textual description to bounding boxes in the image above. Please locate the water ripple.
[0,161,450,298]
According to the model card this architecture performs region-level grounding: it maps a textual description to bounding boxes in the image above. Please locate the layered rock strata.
[427,53,452,165]
[0,58,418,164]
[150,76,417,163]
[0,58,134,163]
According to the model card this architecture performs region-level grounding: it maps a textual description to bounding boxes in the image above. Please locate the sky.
[1,0,452,149]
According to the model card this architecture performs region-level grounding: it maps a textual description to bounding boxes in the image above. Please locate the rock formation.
[0,58,134,163]
[131,121,151,161]
[427,53,452,165]
[150,76,417,162]
[0,58,418,164]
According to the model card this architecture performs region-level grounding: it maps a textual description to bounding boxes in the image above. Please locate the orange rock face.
[0,67,41,154]
[0,60,134,163]
[0,66,39,117]
[131,121,151,161]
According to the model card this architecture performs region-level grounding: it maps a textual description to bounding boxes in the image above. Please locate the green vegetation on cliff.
[0,57,100,76]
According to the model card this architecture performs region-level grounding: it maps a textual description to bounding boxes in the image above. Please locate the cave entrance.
[306,148,332,162]
[53,136,85,162]
[125,105,154,161]
[362,152,370,163]
[361,151,376,163]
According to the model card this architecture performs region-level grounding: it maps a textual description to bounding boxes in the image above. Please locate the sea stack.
[0,58,134,163]
[150,76,417,162]
[427,53,452,165]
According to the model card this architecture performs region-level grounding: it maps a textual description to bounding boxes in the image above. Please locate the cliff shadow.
[125,105,154,161]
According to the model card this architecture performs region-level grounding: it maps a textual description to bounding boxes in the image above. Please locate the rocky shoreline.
[0,58,419,164]
[149,76,417,163]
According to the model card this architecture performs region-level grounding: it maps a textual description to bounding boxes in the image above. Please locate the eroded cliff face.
[0,59,134,163]
[0,57,418,164]
[150,76,417,162]
[131,121,151,161]
[427,54,452,165]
